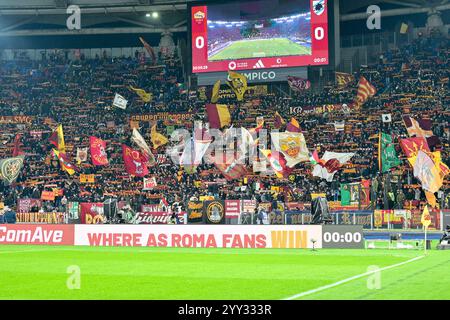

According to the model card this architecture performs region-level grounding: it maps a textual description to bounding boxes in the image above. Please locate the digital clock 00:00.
[321,225,364,249]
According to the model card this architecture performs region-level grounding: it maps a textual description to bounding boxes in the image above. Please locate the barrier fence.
[2,209,446,231]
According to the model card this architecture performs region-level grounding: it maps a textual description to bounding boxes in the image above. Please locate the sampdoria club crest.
[313,0,325,16]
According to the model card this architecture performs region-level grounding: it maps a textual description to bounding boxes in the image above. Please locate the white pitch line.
[0,248,51,254]
[282,255,425,300]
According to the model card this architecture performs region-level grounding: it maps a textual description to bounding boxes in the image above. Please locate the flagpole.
[424,225,427,254]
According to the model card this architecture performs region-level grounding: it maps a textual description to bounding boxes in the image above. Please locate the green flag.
[340,183,351,205]
[378,133,401,173]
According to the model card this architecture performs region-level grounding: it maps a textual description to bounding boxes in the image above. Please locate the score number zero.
[323,232,362,243]
[194,26,325,49]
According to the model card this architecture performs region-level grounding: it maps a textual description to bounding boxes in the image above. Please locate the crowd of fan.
[0,35,448,214]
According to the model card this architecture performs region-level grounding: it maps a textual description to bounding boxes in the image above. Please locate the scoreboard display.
[191,0,329,73]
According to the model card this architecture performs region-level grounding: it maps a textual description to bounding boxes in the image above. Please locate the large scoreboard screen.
[191,0,329,73]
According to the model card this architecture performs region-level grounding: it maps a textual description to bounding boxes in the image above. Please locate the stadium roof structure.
[0,0,447,37]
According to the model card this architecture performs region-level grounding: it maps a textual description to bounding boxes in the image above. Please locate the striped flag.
[206,104,231,129]
[355,76,376,107]
[335,72,354,87]
[52,149,76,175]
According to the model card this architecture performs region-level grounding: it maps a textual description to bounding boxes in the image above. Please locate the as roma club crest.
[205,201,224,224]
[280,135,301,158]
[193,10,205,24]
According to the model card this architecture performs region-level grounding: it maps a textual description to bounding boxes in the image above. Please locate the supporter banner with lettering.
[187,200,203,224]
[89,136,109,166]
[0,116,34,124]
[334,211,372,229]
[373,210,404,228]
[290,104,344,115]
[41,191,55,201]
[74,225,323,248]
[79,174,95,183]
[242,200,257,214]
[132,212,186,224]
[197,85,268,101]
[16,212,66,224]
[410,209,441,230]
[203,200,225,224]
[130,113,194,125]
[17,198,42,213]
[80,203,105,224]
[284,210,311,224]
[268,211,285,225]
[225,200,240,218]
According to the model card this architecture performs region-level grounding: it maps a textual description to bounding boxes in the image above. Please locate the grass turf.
[208,38,311,61]
[0,245,448,300]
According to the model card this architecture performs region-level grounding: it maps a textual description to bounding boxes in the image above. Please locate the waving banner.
[89,136,108,166]
[122,144,149,177]
[287,76,311,91]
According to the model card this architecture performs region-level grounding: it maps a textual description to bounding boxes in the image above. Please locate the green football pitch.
[0,245,449,300]
[209,38,311,61]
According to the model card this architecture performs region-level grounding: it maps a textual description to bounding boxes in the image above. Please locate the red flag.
[89,136,109,166]
[399,137,430,158]
[122,144,149,177]
[12,134,24,157]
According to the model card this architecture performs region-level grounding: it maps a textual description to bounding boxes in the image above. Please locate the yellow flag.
[56,124,66,153]
[227,71,248,101]
[421,205,432,228]
[151,124,169,149]
[425,191,437,208]
[211,80,221,103]
[130,86,153,103]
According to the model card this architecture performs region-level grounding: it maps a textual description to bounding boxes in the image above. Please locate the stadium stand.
[0,34,447,220]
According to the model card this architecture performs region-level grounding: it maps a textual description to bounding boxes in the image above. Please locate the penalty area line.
[282,255,425,300]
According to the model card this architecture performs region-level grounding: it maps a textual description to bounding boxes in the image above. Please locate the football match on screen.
[0,0,448,312]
